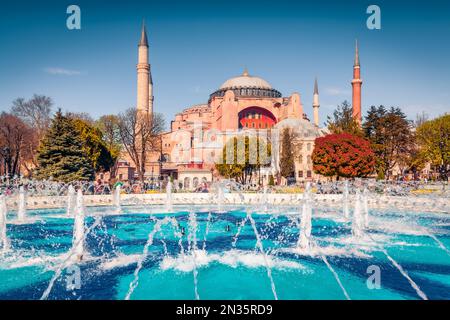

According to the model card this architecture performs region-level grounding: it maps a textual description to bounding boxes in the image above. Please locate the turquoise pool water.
[0,206,449,300]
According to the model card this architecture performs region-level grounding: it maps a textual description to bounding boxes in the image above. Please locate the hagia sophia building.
[111,24,363,188]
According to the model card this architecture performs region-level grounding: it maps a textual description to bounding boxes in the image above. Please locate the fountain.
[298,182,312,249]
[343,180,350,218]
[72,189,85,262]
[0,178,449,300]
[362,187,369,228]
[188,212,200,300]
[216,182,225,212]
[261,186,269,212]
[165,180,173,212]
[0,195,9,252]
[17,186,26,221]
[113,185,121,213]
[352,190,364,238]
[66,185,76,216]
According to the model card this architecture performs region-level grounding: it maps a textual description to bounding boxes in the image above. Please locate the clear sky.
[0,0,449,127]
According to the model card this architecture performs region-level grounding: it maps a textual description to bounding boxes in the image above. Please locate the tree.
[326,100,363,136]
[279,128,296,180]
[11,95,52,140]
[11,95,53,169]
[363,106,414,179]
[312,133,375,179]
[0,113,35,177]
[415,114,450,180]
[70,116,115,173]
[117,109,165,182]
[96,115,122,177]
[34,110,94,182]
[215,135,271,184]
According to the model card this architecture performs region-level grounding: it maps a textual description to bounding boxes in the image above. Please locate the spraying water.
[165,180,173,212]
[247,211,278,300]
[0,195,9,251]
[217,183,225,212]
[188,212,200,300]
[298,182,313,249]
[261,186,269,212]
[362,188,369,228]
[66,185,76,216]
[343,181,350,218]
[17,186,26,221]
[72,189,85,262]
[202,211,212,251]
[125,217,176,300]
[352,190,364,238]
[113,185,121,213]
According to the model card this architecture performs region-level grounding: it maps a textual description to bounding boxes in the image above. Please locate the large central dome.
[220,69,272,90]
[209,69,282,101]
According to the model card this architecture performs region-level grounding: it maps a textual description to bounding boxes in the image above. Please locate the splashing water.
[165,181,173,212]
[17,186,26,221]
[188,212,200,300]
[66,185,76,216]
[343,181,350,218]
[217,183,225,212]
[72,190,85,262]
[247,211,278,300]
[125,217,177,300]
[202,211,212,251]
[352,190,364,238]
[113,185,121,213]
[362,188,369,228]
[0,195,9,252]
[298,182,313,250]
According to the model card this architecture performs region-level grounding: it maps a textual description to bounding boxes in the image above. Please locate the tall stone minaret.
[136,22,153,115]
[351,40,362,125]
[313,77,320,127]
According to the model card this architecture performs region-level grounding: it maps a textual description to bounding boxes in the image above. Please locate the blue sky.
[0,0,449,127]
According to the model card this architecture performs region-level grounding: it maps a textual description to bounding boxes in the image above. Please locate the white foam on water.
[100,254,142,270]
[281,244,372,259]
[160,249,306,273]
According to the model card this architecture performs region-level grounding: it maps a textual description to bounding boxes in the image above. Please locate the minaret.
[351,40,362,125]
[137,22,151,115]
[313,77,320,127]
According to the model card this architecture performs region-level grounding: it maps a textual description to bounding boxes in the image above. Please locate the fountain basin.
[0,205,449,300]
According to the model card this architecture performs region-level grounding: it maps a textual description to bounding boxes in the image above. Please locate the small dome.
[220,69,272,90]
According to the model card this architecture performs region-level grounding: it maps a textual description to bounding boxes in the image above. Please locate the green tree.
[326,100,363,136]
[363,106,414,180]
[34,110,94,182]
[279,128,296,180]
[70,116,115,173]
[215,135,271,184]
[416,114,450,179]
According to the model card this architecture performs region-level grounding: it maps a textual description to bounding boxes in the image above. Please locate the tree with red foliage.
[312,133,375,179]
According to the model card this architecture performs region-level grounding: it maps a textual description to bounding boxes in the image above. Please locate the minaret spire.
[139,20,148,47]
[351,39,362,125]
[137,21,151,115]
[354,39,360,66]
[313,77,320,127]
